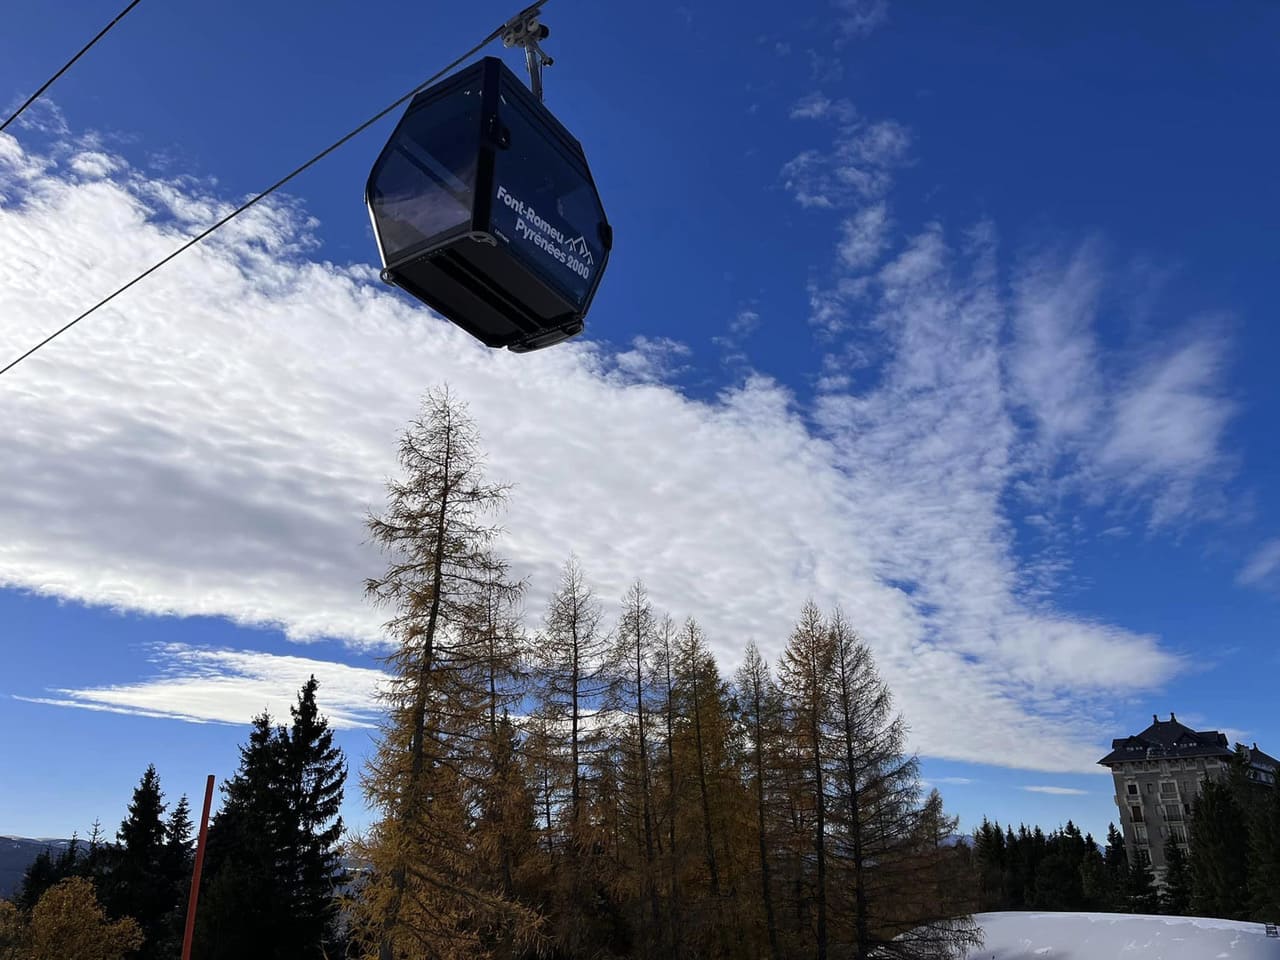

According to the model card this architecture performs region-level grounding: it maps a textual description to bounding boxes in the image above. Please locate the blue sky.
[2,0,1279,845]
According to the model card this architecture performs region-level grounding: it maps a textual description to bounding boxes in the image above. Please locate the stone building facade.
[1098,713,1277,877]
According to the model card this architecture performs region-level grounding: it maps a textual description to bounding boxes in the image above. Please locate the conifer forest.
[6,391,1280,960]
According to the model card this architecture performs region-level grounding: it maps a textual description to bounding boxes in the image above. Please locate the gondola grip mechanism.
[501,5,554,102]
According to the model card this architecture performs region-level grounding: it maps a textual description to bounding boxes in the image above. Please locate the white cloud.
[837,202,889,271]
[782,119,910,210]
[1022,786,1089,796]
[1006,249,1235,526]
[936,777,973,785]
[1097,335,1234,525]
[1239,539,1280,589]
[790,93,834,120]
[16,644,387,729]
[611,335,692,384]
[834,0,888,38]
[1009,247,1105,450]
[0,132,1194,774]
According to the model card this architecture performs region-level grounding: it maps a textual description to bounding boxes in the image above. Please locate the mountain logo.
[565,235,593,266]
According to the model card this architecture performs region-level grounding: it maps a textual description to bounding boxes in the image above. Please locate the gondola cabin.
[366,56,611,352]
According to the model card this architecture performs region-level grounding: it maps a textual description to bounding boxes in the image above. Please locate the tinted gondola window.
[369,83,482,264]
[490,94,606,308]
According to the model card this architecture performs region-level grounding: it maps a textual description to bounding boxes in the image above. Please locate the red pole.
[181,774,216,960]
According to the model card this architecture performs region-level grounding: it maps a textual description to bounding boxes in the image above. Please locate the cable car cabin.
[366,56,611,352]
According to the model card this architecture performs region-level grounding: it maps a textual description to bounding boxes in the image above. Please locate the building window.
[1127,783,1139,796]
[1138,848,1151,866]
[1146,782,1154,794]
[1160,781,1177,798]
[1131,805,1144,823]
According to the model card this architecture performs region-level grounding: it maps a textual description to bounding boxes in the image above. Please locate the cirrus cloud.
[0,128,1208,774]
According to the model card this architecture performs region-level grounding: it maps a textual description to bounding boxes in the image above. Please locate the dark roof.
[1240,743,1280,771]
[1098,714,1232,767]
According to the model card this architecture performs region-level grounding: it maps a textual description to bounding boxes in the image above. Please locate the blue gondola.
[366,43,611,352]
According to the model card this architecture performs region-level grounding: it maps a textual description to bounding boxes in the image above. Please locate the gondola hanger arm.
[501,4,554,101]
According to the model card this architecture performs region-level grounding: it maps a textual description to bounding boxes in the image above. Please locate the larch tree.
[529,556,615,957]
[356,388,538,960]
[532,556,611,848]
[24,877,143,960]
[671,617,746,959]
[608,579,661,952]
[733,640,783,960]
[653,613,684,958]
[778,601,833,960]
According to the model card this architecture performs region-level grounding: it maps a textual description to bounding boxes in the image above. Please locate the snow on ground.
[967,911,1280,959]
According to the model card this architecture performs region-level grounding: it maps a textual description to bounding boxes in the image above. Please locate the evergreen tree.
[156,796,193,955]
[14,849,58,912]
[972,819,1007,911]
[108,764,176,960]
[1247,778,1280,922]
[283,675,348,954]
[1190,776,1251,920]
[1078,838,1108,911]
[195,713,288,960]
[1161,837,1192,916]
[196,679,349,959]
[1124,856,1159,914]
[1103,824,1129,912]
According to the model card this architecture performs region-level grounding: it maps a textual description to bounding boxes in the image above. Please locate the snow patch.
[966,912,1280,959]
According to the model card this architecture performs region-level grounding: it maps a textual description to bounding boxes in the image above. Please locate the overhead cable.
[0,0,549,380]
[1,0,144,133]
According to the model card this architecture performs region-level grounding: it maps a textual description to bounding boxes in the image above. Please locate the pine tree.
[972,819,1007,910]
[284,676,348,954]
[108,764,175,960]
[1161,837,1192,915]
[195,713,288,960]
[14,849,58,912]
[156,797,193,956]
[1125,856,1159,914]
[1190,776,1251,920]
[1079,838,1108,911]
[355,388,539,960]
[195,680,349,959]
[1103,824,1129,911]
[1247,778,1280,922]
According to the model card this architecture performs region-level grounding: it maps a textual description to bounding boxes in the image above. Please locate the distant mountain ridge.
[0,836,74,901]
